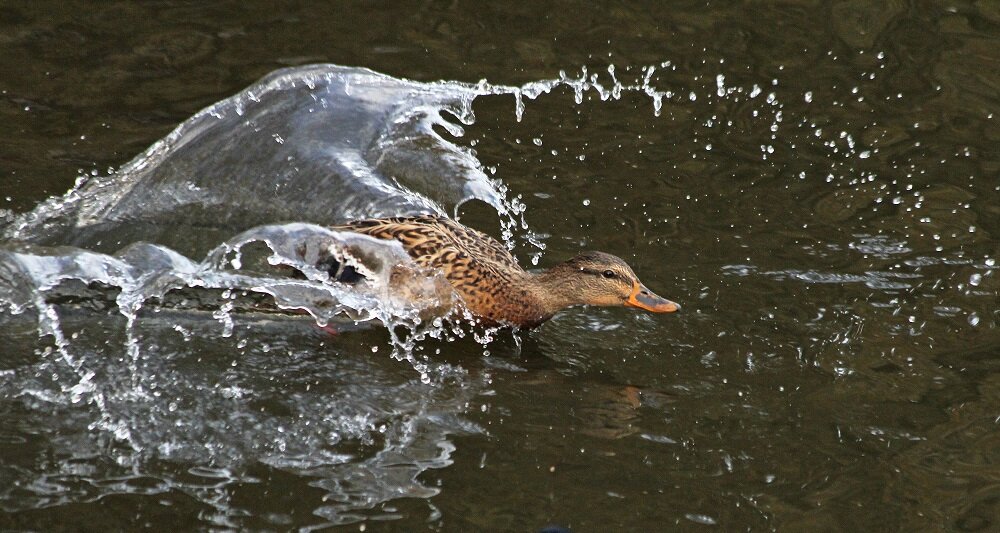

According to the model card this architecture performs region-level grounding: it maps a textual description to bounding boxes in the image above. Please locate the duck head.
[535,251,680,315]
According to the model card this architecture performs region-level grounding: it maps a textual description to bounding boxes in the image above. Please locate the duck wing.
[331,215,548,326]
[330,214,520,272]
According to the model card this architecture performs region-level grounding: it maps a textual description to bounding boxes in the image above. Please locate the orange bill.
[625,282,680,313]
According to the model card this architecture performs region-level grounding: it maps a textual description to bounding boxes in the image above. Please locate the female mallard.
[329,214,679,328]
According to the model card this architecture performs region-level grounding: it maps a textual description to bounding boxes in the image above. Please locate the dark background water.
[3,1,1000,531]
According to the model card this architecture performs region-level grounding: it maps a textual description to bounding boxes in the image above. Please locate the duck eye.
[602,270,616,279]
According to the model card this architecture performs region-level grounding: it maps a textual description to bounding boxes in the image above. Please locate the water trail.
[0,224,489,520]
[1,246,144,445]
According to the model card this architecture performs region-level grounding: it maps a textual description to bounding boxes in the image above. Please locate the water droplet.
[686,514,718,525]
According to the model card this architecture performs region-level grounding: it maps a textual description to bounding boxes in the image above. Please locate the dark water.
[2,2,1000,531]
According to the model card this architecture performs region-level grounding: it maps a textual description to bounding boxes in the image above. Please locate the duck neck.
[523,267,581,316]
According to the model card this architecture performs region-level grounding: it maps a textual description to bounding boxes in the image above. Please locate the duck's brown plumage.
[330,214,679,328]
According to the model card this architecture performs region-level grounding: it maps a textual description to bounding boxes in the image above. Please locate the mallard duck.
[328,214,679,328]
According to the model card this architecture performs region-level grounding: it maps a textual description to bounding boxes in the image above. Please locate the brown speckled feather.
[331,214,548,326]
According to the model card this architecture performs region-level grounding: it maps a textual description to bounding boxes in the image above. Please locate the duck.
[327,214,680,329]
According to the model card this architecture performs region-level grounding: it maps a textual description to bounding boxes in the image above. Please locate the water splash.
[3,65,518,255]
[0,227,486,521]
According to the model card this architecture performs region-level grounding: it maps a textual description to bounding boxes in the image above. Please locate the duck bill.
[625,282,680,313]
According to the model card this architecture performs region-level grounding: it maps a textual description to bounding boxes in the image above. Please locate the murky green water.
[2,2,1000,531]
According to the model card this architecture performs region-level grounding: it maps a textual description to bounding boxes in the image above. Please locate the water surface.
[2,2,999,531]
